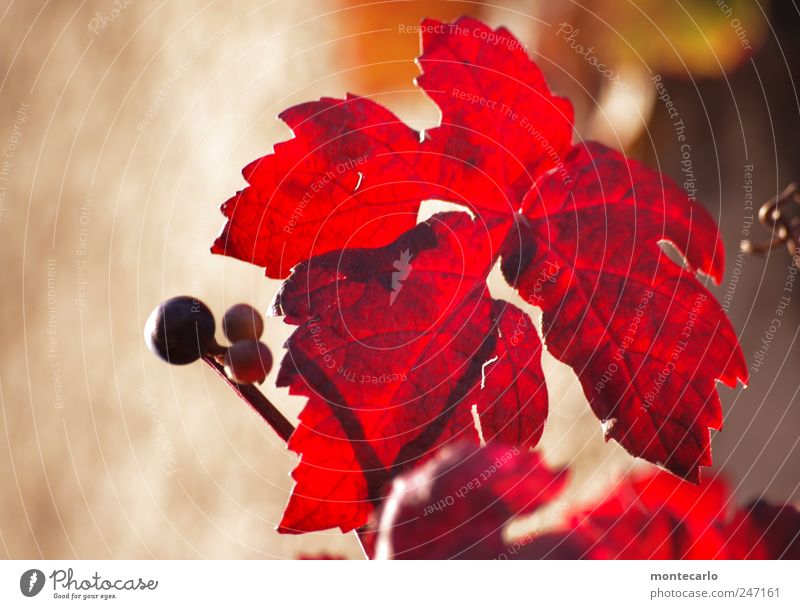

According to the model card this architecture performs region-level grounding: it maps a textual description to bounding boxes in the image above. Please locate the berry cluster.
[145,296,273,384]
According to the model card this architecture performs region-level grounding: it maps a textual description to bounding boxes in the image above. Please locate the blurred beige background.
[0,0,797,559]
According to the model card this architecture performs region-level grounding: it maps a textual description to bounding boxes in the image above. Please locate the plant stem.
[201,354,295,443]
[202,354,372,559]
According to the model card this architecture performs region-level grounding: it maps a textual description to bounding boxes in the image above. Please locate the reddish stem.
[202,354,295,443]
[202,353,373,559]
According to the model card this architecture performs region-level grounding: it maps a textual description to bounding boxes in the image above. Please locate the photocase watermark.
[284,154,369,234]
[716,0,753,51]
[594,288,654,395]
[299,243,413,383]
[21,567,158,600]
[422,446,520,516]
[390,249,412,306]
[508,314,532,348]
[189,203,215,297]
[522,260,560,308]
[653,74,696,201]
[508,259,560,348]
[0,101,29,224]
[47,258,64,410]
[723,163,755,312]
[142,385,179,477]
[74,189,92,309]
[87,0,132,36]
[555,23,629,90]
[136,18,240,131]
[398,21,528,53]
[20,569,45,597]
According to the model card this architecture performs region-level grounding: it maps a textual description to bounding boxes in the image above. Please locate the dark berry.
[223,340,273,384]
[222,303,264,342]
[144,296,217,365]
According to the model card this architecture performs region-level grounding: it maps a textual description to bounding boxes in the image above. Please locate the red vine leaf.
[272,213,547,533]
[211,95,426,278]
[506,142,747,481]
[211,16,574,277]
[417,17,574,218]
[212,16,747,533]
[463,299,547,447]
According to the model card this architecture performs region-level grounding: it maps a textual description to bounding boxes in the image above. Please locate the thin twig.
[741,182,800,266]
[202,354,373,559]
[202,354,294,443]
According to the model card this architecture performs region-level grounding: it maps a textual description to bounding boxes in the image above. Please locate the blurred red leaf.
[535,470,800,560]
[726,499,800,560]
[377,453,799,560]
[375,442,566,559]
[297,553,346,560]
[559,469,737,559]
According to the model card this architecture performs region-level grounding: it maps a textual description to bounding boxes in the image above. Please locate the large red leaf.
[212,16,747,533]
[272,212,546,533]
[506,143,747,481]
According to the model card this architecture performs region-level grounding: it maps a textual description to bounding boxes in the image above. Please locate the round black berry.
[144,296,217,365]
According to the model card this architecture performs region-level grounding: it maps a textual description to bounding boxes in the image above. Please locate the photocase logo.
[390,249,413,306]
[20,569,45,597]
